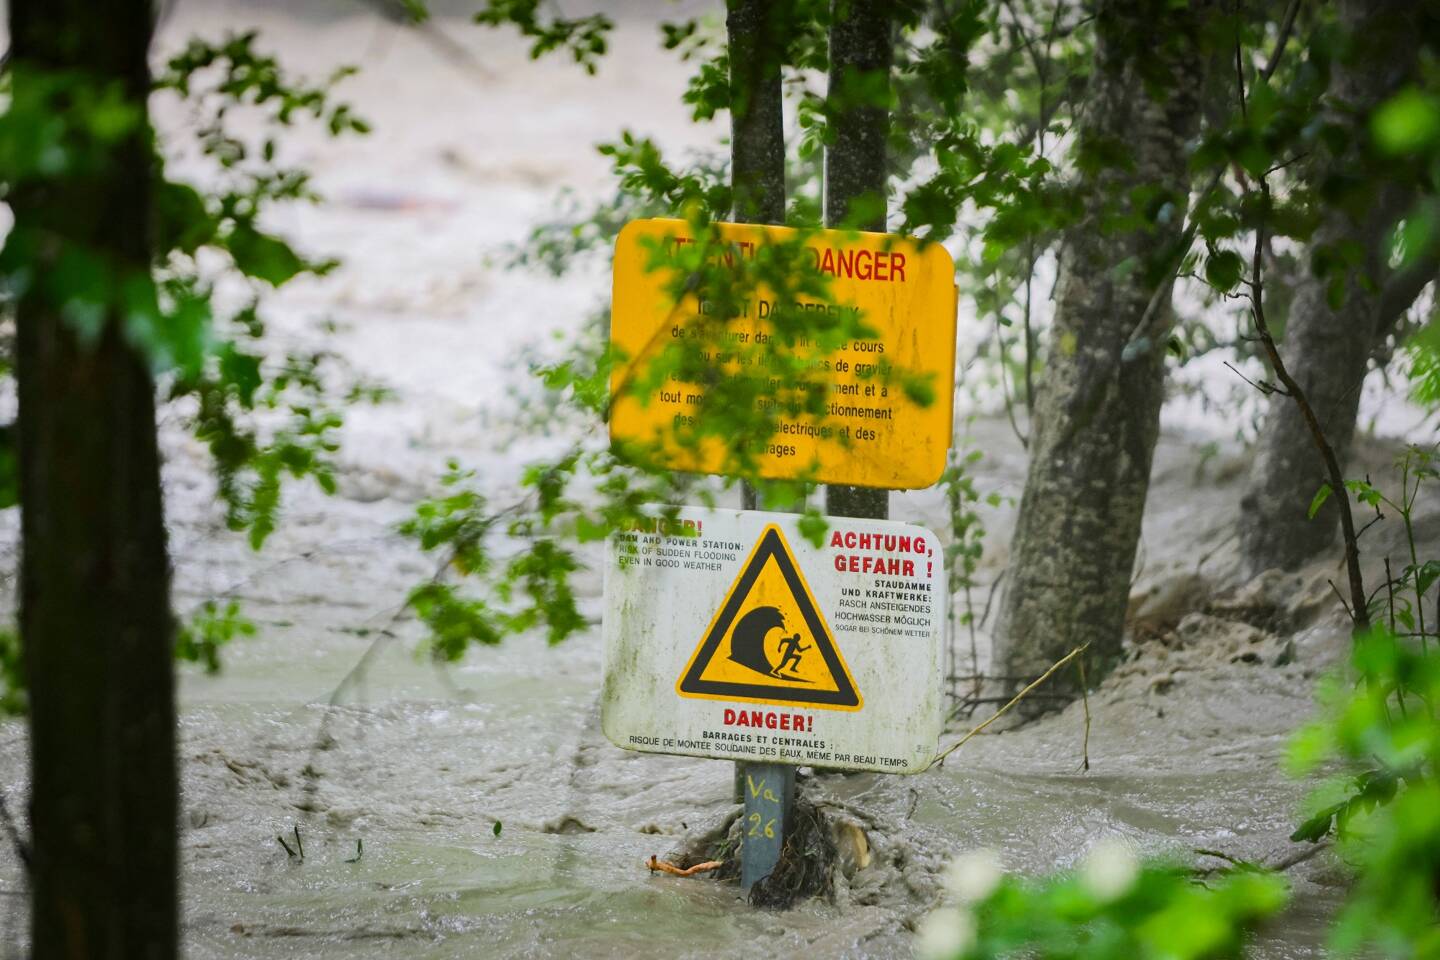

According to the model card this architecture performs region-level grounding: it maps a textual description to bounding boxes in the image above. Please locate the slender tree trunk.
[728,0,787,228]
[1239,0,1420,575]
[729,0,790,514]
[824,0,891,521]
[11,1,179,957]
[994,0,1208,696]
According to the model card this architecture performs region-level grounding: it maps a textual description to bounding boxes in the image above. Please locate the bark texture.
[995,0,1208,692]
[10,0,179,957]
[727,0,788,227]
[729,0,790,514]
[824,0,891,521]
[1239,0,1420,575]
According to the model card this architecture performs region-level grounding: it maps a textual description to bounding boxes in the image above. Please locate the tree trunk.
[1239,0,1420,575]
[824,0,891,521]
[729,0,790,514]
[994,0,1208,695]
[728,0,792,797]
[728,0,788,228]
[10,0,179,957]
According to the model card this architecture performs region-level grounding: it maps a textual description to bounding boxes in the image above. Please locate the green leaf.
[1204,250,1244,292]
[1291,803,1342,843]
[154,179,215,255]
[1307,483,1333,519]
[227,225,305,286]
[1373,88,1440,155]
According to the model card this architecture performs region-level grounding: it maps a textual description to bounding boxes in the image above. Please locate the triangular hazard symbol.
[677,525,861,711]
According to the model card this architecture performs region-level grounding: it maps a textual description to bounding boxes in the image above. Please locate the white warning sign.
[601,508,945,774]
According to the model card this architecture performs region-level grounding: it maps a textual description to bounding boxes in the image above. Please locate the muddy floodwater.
[0,1,1429,957]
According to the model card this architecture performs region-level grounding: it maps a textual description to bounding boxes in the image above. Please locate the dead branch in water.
[1193,839,1331,877]
[646,855,723,878]
[929,644,1090,770]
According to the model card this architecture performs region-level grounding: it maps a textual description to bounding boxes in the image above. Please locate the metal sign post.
[738,762,795,889]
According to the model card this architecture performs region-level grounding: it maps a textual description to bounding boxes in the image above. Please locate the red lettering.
[830,530,844,548]
[891,252,906,282]
[735,711,750,727]
[780,714,791,731]
[844,531,857,548]
[855,249,873,280]
[915,537,926,554]
[837,248,854,278]
[724,708,736,724]
[874,253,889,281]
[898,535,911,552]
[820,248,836,276]
[766,712,778,729]
[904,559,915,576]
[791,714,804,732]
[750,711,763,727]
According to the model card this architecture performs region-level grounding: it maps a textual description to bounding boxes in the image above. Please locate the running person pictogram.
[773,633,810,679]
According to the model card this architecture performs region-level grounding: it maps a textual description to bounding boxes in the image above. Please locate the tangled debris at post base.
[746,796,838,908]
[658,787,841,909]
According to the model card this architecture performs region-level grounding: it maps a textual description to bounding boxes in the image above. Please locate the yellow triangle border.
[675,524,862,711]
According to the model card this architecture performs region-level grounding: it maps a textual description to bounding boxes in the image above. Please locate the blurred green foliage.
[918,847,1287,960]
[175,601,257,675]
[920,446,1440,960]
[0,31,379,701]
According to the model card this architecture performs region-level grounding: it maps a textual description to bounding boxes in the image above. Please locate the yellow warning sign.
[677,525,861,710]
[609,218,958,489]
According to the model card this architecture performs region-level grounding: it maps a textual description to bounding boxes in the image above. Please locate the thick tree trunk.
[994,0,1207,695]
[824,0,891,521]
[1239,0,1419,575]
[10,1,179,957]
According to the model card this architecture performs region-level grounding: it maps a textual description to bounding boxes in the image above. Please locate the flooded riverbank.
[0,1,1430,956]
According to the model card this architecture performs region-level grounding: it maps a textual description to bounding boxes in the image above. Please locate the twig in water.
[344,838,364,864]
[1195,847,1244,865]
[277,834,299,860]
[293,825,304,860]
[1269,839,1331,871]
[1194,839,1331,876]
[1077,652,1091,772]
[930,644,1090,769]
[646,855,722,877]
